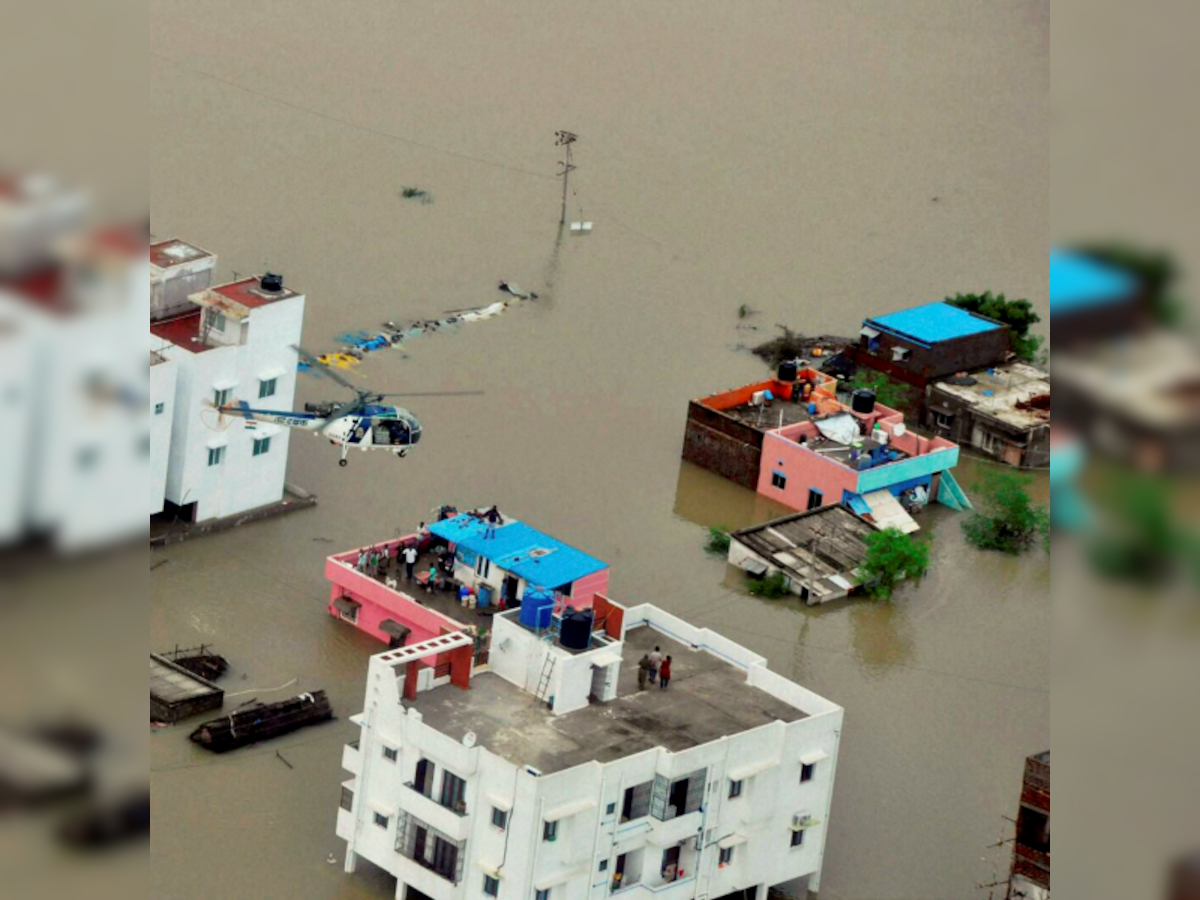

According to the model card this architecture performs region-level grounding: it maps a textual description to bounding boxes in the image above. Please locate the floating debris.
[399,186,433,205]
[161,644,229,682]
[188,690,334,753]
[301,281,539,374]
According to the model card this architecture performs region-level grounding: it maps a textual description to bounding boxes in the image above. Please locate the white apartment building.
[337,599,843,900]
[1,174,153,550]
[150,238,304,523]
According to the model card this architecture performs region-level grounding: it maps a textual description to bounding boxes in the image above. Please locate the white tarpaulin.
[862,490,920,534]
[815,413,860,446]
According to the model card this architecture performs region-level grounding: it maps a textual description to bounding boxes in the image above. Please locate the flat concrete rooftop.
[723,400,821,431]
[408,626,804,774]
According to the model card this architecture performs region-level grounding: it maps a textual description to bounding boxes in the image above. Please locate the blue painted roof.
[867,302,1003,346]
[1050,250,1136,315]
[427,515,607,590]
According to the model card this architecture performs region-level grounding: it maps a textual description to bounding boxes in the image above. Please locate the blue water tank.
[520,589,556,629]
[477,583,494,608]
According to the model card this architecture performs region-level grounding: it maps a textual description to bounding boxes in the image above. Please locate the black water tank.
[260,272,284,292]
[851,388,876,414]
[777,359,798,383]
[559,610,593,651]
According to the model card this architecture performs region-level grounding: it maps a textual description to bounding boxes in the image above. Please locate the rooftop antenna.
[555,130,577,225]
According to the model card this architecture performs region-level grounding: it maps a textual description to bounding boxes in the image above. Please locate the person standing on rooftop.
[637,654,651,690]
[659,656,673,690]
[403,544,418,580]
[484,505,501,539]
[648,646,663,684]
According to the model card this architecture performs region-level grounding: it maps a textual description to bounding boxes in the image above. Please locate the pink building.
[757,392,969,530]
[326,533,469,655]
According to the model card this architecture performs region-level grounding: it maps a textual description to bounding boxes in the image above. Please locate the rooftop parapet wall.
[619,603,841,719]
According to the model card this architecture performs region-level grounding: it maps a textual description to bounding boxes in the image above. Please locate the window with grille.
[339,786,353,811]
[373,812,389,829]
[543,820,558,842]
[259,377,277,398]
[483,875,499,896]
[728,779,743,799]
[491,807,507,830]
[719,846,734,865]
[771,471,787,490]
[252,437,271,457]
[382,746,397,762]
[213,387,231,407]
[791,828,805,848]
[207,446,225,466]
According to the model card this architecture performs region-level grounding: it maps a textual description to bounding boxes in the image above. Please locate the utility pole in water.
[555,130,577,225]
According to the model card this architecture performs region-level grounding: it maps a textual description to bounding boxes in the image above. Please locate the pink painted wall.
[758,431,859,512]
[325,549,466,657]
[565,569,610,610]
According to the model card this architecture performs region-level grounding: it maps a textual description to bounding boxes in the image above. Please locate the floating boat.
[188,691,334,753]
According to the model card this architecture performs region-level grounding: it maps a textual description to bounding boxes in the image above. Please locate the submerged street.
[150,3,1049,898]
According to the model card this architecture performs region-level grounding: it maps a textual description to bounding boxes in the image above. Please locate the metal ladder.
[534,653,556,704]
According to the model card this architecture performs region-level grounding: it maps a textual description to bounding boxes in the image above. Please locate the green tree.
[1072,242,1185,327]
[845,370,913,411]
[705,525,732,554]
[961,469,1050,554]
[946,291,1044,361]
[858,527,930,600]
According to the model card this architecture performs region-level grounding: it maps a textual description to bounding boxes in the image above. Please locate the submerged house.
[757,388,968,533]
[729,506,878,605]
[925,363,1051,468]
[681,368,839,488]
[851,301,1010,388]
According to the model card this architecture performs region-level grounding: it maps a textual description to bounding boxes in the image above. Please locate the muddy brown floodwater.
[149,3,1049,898]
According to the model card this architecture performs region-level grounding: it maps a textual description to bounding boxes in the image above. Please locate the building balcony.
[341,740,361,775]
[644,809,702,848]
[400,782,472,842]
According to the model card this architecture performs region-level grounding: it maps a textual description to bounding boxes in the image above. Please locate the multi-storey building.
[337,596,843,900]
[1,171,149,551]
[149,238,305,523]
[1008,751,1050,899]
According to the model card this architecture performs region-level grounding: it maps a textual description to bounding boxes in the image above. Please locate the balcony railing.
[404,781,467,816]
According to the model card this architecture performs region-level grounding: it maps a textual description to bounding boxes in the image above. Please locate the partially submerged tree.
[1071,242,1185,327]
[961,469,1050,554]
[945,291,1044,362]
[706,525,732,554]
[859,527,930,600]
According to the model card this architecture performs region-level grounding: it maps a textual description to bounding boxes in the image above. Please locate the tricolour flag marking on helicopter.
[238,400,257,430]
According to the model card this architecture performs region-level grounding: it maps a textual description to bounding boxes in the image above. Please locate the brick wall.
[681,403,763,488]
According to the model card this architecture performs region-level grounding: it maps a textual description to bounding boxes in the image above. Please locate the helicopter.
[215,346,482,466]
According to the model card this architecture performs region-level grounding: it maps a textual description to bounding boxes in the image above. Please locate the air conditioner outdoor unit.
[792,813,812,830]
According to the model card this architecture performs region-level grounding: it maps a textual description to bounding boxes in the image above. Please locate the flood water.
[149,3,1050,898]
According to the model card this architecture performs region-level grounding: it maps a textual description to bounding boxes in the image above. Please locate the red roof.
[150,310,219,354]
[210,276,298,310]
[1,266,69,315]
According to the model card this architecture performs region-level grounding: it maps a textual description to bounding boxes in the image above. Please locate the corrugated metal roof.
[1050,250,1136,315]
[428,515,607,590]
[866,302,1003,345]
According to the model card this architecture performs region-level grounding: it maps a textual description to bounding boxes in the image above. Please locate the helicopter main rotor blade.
[374,390,486,399]
[292,344,362,394]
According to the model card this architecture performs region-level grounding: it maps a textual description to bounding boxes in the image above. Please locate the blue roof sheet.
[866,302,1003,346]
[427,515,607,590]
[1050,250,1137,315]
